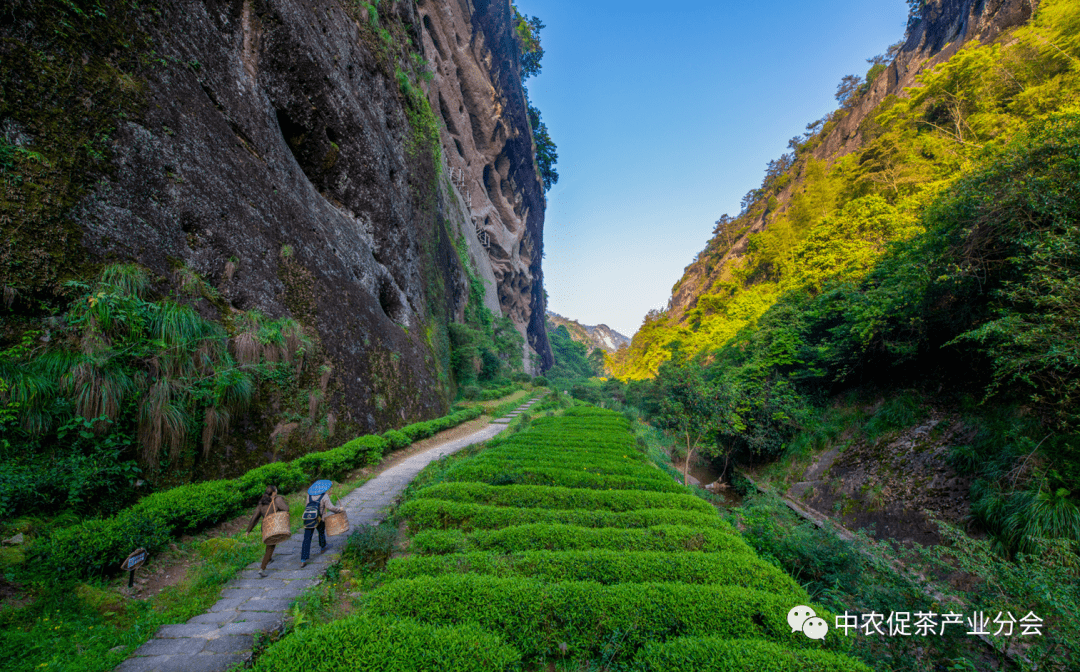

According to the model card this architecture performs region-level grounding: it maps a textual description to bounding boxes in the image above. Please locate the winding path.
[116,398,540,672]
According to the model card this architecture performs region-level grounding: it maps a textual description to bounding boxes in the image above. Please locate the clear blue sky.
[515,0,910,337]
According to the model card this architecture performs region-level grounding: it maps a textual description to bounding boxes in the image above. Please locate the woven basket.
[324,511,350,537]
[262,500,291,545]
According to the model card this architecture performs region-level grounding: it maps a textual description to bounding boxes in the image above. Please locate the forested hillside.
[606,0,1079,566]
[611,0,1076,382]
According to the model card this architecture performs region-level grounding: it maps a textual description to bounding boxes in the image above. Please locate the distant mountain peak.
[546,311,630,353]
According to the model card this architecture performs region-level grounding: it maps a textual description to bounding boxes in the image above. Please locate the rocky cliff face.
[0,0,550,475]
[418,0,553,372]
[547,312,631,354]
[811,0,1036,162]
[665,0,1036,321]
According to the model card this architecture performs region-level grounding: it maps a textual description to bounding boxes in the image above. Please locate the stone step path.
[117,398,541,672]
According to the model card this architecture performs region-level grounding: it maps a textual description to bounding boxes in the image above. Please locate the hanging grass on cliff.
[0,264,310,521]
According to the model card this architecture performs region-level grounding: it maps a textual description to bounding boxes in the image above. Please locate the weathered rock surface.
[1,0,551,472]
[419,0,553,371]
[784,413,974,546]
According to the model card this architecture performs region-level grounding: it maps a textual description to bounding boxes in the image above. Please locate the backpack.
[302,493,324,529]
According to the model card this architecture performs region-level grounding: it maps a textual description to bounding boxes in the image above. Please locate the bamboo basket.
[324,511,350,537]
[262,499,291,545]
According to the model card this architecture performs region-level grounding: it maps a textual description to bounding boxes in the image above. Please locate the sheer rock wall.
[417,0,553,371]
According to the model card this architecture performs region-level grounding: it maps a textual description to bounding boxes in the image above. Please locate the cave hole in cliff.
[378,277,408,325]
[483,164,499,204]
[454,138,465,159]
[469,113,486,151]
[277,109,331,190]
[276,109,308,153]
[438,93,458,135]
[422,15,446,60]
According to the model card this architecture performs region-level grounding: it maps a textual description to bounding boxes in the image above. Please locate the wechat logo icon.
[788,605,829,640]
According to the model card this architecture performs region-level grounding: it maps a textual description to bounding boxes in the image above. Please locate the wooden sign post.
[121,548,148,588]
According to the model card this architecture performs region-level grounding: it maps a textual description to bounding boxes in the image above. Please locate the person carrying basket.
[246,485,289,578]
[300,479,344,568]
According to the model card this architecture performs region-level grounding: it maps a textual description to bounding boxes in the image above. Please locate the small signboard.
[121,548,148,572]
[121,548,148,587]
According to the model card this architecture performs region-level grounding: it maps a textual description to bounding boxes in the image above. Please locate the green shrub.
[238,461,306,498]
[408,529,465,554]
[250,614,520,671]
[35,512,171,579]
[129,479,246,535]
[382,430,411,451]
[366,575,846,662]
[401,421,435,442]
[400,499,724,533]
[863,392,927,439]
[638,637,871,672]
[532,376,548,386]
[385,549,805,597]
[414,482,715,514]
[736,494,867,600]
[478,384,519,401]
[343,522,397,573]
[336,435,391,462]
[409,524,753,556]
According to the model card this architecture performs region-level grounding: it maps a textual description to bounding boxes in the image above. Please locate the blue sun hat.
[307,479,333,496]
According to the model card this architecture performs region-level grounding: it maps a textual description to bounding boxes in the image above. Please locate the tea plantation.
[252,408,872,671]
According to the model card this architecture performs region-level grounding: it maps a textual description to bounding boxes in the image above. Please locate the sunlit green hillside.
[611,0,1080,383]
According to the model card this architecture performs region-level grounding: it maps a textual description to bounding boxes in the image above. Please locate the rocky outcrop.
[812,0,1036,161]
[547,312,631,354]
[419,0,553,371]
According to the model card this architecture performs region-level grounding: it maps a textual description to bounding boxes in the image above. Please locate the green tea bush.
[381,430,411,451]
[398,408,482,443]
[465,454,663,477]
[249,614,520,671]
[409,523,751,556]
[440,463,684,492]
[366,574,845,662]
[129,479,246,535]
[385,549,805,596]
[332,435,391,468]
[638,637,872,672]
[400,499,723,532]
[478,384,519,401]
[492,443,643,459]
[408,529,466,554]
[237,461,307,498]
[413,482,715,514]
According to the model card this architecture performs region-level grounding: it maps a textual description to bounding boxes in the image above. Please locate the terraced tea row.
[251,407,871,671]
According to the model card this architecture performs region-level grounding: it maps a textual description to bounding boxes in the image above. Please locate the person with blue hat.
[300,479,343,567]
